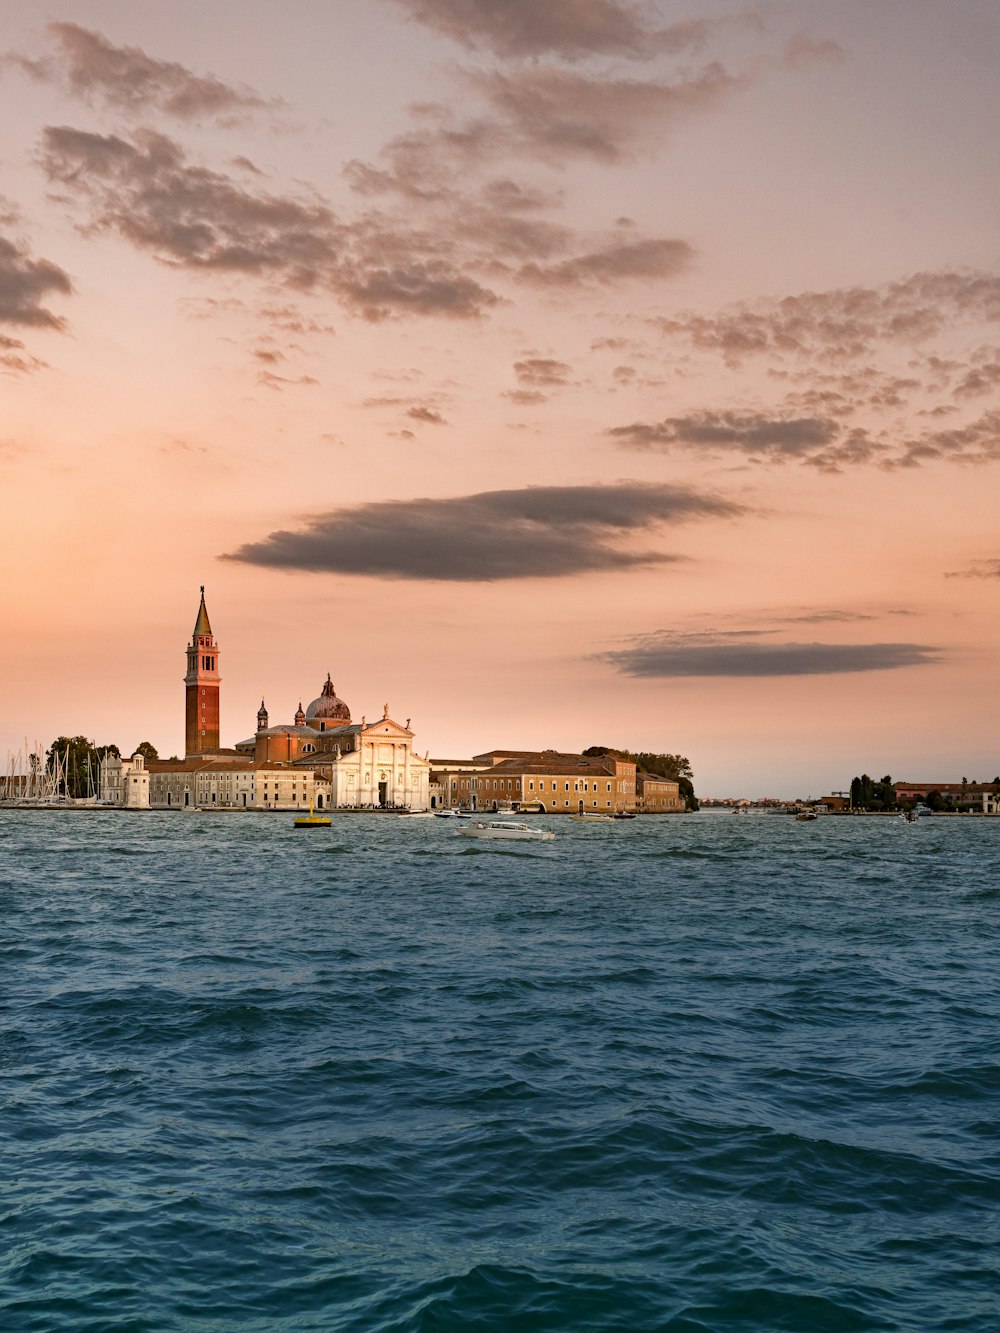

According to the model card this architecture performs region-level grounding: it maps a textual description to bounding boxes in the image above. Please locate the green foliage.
[849,773,897,811]
[584,745,698,809]
[925,790,952,812]
[46,735,120,798]
[134,741,159,762]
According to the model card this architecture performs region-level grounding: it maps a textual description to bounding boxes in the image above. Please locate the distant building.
[636,772,684,813]
[432,749,637,814]
[101,751,151,808]
[100,589,430,810]
[894,781,1000,811]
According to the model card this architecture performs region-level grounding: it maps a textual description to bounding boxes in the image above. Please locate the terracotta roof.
[894,781,999,793]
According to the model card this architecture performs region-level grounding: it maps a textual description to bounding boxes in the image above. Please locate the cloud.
[9,23,276,123]
[406,405,448,424]
[602,630,941,678]
[518,236,693,287]
[39,125,499,321]
[381,0,721,60]
[945,557,1000,579]
[655,270,1000,366]
[893,409,1000,468]
[467,63,742,163]
[609,410,840,456]
[222,482,743,581]
[504,388,549,405]
[783,34,846,67]
[0,332,46,374]
[257,370,319,390]
[513,357,571,387]
[0,234,72,330]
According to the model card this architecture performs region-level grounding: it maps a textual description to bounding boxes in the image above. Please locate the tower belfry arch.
[184,585,221,756]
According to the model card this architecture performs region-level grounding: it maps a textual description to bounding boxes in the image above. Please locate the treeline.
[849,774,896,811]
[45,736,163,799]
[584,746,699,810]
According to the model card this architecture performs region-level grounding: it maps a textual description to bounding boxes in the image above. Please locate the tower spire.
[193,585,212,637]
[184,587,221,756]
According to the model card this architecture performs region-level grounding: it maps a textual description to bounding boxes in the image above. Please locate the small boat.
[570,813,615,823]
[613,811,637,820]
[454,819,555,842]
[434,808,469,819]
[398,809,434,819]
[294,797,331,829]
[795,810,819,822]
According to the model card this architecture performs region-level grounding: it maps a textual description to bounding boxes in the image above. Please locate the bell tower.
[184,586,221,756]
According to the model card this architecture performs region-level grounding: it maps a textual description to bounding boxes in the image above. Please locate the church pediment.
[360,717,412,739]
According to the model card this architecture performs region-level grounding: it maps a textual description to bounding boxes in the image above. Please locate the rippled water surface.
[2,809,999,1331]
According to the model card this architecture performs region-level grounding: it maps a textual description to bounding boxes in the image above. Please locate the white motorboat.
[397,809,435,818]
[570,813,615,823]
[434,808,470,819]
[454,819,555,842]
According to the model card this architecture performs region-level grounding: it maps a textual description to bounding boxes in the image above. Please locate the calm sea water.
[2,809,998,1332]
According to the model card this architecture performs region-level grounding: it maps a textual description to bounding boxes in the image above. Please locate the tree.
[585,745,698,809]
[849,773,895,811]
[46,736,120,798]
[134,741,159,763]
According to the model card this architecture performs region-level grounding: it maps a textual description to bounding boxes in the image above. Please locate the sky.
[2,0,999,797]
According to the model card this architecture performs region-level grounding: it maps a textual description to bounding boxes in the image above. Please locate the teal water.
[2,810,998,1331]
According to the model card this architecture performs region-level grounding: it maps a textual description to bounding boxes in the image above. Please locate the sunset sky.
[3,0,999,796]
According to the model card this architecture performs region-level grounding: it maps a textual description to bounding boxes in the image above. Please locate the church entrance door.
[378,781,388,806]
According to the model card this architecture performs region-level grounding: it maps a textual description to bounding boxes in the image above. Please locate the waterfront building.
[893,780,1000,811]
[636,772,684,812]
[432,749,638,814]
[100,751,150,808]
[100,589,430,810]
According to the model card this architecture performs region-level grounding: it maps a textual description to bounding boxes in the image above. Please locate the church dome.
[306,674,350,723]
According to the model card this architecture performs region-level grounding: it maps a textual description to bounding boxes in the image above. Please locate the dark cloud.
[382,0,719,60]
[9,23,276,123]
[504,388,548,405]
[607,407,890,471]
[602,630,941,678]
[0,234,72,330]
[222,482,743,581]
[40,126,499,321]
[609,411,839,455]
[513,357,571,387]
[518,237,693,287]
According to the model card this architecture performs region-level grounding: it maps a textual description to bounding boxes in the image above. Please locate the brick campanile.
[184,586,221,756]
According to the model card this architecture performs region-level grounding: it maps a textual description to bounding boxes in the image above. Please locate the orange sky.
[2,0,1000,796]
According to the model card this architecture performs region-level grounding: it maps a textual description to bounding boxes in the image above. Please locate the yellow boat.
[294,797,331,829]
